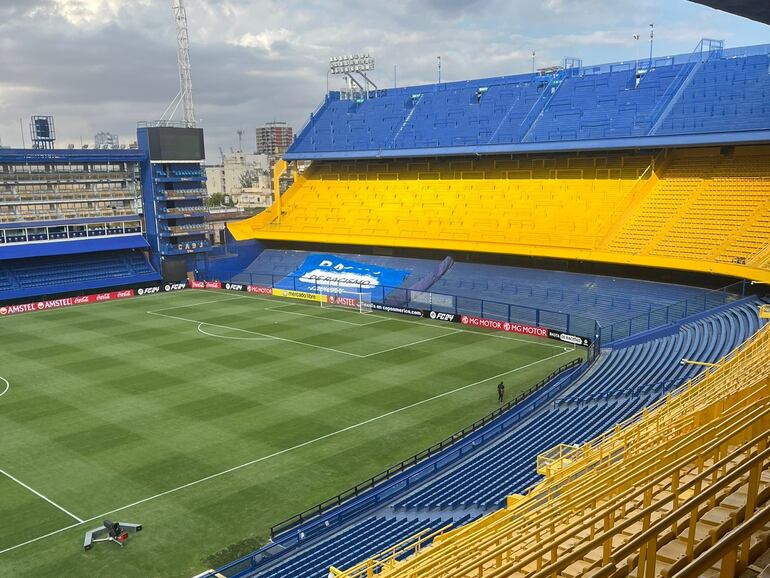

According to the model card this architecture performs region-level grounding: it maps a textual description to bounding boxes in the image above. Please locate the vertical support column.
[273,159,288,224]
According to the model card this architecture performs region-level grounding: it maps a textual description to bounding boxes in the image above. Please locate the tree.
[206,193,234,208]
[239,167,262,190]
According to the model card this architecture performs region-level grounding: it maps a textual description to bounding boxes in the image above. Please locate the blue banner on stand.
[276,254,408,297]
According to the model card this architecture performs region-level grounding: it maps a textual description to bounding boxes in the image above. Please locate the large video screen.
[147,127,205,161]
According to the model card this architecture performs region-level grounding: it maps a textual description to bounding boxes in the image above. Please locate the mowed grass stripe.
[0,477,77,545]
[1,296,555,510]
[0,291,582,577]
[149,298,457,358]
[1,348,573,559]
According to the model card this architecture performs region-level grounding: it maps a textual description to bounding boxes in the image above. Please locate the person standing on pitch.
[497,381,505,404]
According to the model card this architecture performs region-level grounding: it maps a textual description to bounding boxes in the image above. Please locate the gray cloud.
[0,0,767,157]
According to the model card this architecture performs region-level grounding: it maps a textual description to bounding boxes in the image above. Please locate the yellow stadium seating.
[332,323,770,578]
[228,147,770,283]
[607,147,770,270]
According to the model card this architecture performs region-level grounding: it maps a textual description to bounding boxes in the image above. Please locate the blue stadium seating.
[285,44,770,160]
[0,268,13,291]
[0,250,160,301]
[525,65,687,142]
[226,249,440,289]
[657,53,770,134]
[222,299,766,578]
[395,401,648,510]
[250,516,469,578]
[206,43,770,578]
[560,302,763,401]
[428,262,711,330]
[395,300,765,510]
[213,250,725,340]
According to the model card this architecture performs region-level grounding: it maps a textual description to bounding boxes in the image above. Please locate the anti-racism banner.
[410,291,455,310]
[0,289,135,316]
[547,329,592,347]
[276,254,409,297]
[272,288,328,303]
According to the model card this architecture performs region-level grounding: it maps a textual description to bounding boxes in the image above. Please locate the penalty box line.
[147,310,367,358]
[183,289,570,354]
[190,289,569,352]
[263,303,389,327]
[148,309,463,358]
[0,468,84,524]
[0,347,573,557]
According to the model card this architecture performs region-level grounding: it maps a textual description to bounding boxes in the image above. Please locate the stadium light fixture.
[329,53,375,75]
[329,53,377,100]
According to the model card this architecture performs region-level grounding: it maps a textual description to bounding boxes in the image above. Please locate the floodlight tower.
[173,0,196,127]
[329,54,377,100]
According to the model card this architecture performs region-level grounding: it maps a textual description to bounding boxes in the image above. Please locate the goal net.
[320,290,373,314]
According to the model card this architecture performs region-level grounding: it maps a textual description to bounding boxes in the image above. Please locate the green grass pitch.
[0,289,583,577]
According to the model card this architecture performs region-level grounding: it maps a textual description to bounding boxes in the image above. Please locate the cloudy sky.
[0,0,767,159]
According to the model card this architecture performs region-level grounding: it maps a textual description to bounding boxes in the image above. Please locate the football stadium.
[1,2,770,578]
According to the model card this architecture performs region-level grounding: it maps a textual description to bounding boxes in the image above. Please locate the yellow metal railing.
[332,323,769,577]
[522,409,770,578]
[670,500,770,578]
[385,398,770,578]
[535,443,580,476]
[332,524,452,578]
[536,323,770,489]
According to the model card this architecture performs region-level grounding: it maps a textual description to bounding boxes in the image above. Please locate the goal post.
[320,290,373,314]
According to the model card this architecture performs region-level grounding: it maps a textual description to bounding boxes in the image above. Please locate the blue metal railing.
[599,281,746,343]
[519,70,567,142]
[197,269,601,342]
[198,270,744,346]
[647,38,725,135]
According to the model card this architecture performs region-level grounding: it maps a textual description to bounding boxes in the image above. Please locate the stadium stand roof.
[691,0,770,25]
[284,42,770,161]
